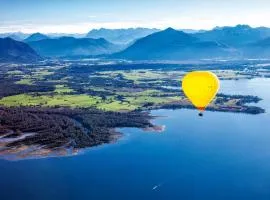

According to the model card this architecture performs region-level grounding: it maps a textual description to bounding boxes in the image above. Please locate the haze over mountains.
[2,25,270,62]
[0,32,30,41]
[194,25,270,46]
[27,37,121,57]
[86,28,160,44]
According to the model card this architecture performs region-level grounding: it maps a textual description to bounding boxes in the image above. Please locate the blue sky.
[1,0,270,33]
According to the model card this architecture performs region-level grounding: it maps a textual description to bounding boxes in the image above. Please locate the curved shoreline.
[0,94,265,161]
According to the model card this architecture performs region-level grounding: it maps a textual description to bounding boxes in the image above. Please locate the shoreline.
[0,84,266,161]
[0,104,264,161]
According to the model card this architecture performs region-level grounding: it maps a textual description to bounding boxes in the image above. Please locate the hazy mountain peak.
[148,28,197,43]
[164,27,175,31]
[162,27,190,35]
[24,33,49,42]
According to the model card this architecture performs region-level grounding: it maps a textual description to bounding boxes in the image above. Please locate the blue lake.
[1,78,270,200]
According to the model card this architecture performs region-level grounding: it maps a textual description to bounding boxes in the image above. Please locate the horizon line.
[0,24,269,35]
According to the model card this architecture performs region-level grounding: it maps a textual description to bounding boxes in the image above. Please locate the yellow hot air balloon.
[182,71,220,116]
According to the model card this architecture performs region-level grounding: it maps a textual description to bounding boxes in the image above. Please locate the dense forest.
[0,107,153,149]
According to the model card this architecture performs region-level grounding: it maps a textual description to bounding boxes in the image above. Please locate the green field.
[0,94,100,108]
[0,64,258,113]
[15,78,33,85]
[54,85,74,94]
[0,94,140,111]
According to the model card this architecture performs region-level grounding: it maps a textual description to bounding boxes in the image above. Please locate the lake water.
[1,78,270,200]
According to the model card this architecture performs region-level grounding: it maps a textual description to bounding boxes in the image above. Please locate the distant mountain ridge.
[86,28,160,44]
[194,25,270,47]
[24,33,50,42]
[27,36,122,57]
[0,37,41,62]
[3,25,270,60]
[113,28,237,60]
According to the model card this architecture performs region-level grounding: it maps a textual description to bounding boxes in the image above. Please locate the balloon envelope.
[182,71,220,111]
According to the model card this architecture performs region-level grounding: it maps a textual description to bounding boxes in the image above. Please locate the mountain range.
[3,25,270,62]
[27,37,122,57]
[113,28,237,60]
[0,28,199,44]
[194,25,270,47]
